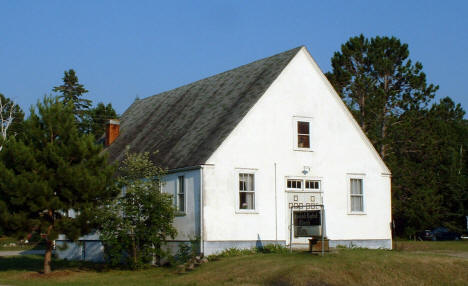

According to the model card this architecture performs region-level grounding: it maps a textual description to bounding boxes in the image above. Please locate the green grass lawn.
[0,241,467,286]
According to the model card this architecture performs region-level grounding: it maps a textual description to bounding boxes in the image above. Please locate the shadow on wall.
[256,234,263,249]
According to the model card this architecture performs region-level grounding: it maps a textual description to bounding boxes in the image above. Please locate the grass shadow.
[0,255,108,273]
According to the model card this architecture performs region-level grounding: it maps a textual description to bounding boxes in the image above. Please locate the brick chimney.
[105,119,120,147]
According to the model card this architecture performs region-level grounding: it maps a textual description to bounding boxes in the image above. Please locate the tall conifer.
[0,96,116,274]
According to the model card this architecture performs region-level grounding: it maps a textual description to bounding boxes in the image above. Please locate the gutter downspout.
[200,165,204,255]
[274,163,278,244]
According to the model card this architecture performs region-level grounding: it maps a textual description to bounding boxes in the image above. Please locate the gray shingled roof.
[106,46,302,169]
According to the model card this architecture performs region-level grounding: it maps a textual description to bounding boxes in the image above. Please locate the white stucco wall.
[202,47,392,248]
[161,168,201,241]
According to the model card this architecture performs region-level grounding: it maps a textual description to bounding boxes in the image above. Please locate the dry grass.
[393,240,468,251]
[0,242,467,286]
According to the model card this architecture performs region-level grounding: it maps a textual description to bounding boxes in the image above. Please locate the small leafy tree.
[0,94,24,151]
[0,96,116,274]
[98,150,177,268]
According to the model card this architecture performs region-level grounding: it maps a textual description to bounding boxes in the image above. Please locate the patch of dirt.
[24,269,81,279]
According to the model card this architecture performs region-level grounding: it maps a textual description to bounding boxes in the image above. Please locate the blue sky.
[1,1,467,116]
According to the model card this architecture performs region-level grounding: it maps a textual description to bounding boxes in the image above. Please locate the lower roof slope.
[106,47,302,169]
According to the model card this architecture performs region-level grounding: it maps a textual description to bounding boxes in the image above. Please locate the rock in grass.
[186,263,195,271]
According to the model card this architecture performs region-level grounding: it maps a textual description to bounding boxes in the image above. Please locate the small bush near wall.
[208,244,290,260]
[173,237,200,265]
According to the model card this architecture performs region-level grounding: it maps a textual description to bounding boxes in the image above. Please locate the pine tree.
[0,96,116,274]
[326,34,438,160]
[327,35,467,236]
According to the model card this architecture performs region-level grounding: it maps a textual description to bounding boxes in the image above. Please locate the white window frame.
[286,179,303,191]
[176,175,186,215]
[235,169,258,214]
[305,180,321,191]
[347,174,366,215]
[293,116,313,152]
[285,177,322,193]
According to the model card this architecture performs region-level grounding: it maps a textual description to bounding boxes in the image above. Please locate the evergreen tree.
[53,69,92,126]
[85,102,118,139]
[326,34,438,159]
[389,98,467,235]
[327,35,467,236]
[0,96,116,274]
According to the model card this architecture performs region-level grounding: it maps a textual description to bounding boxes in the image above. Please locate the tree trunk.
[380,74,389,160]
[43,239,53,274]
[43,211,55,274]
[380,119,388,160]
[360,92,367,132]
[132,236,137,265]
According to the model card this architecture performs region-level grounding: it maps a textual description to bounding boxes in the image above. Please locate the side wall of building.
[201,48,392,255]
[162,168,201,244]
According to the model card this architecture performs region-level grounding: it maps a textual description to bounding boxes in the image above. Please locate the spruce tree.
[0,96,116,274]
[53,69,92,131]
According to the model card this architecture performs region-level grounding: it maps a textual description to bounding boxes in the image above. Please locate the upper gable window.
[297,121,310,148]
[293,116,313,151]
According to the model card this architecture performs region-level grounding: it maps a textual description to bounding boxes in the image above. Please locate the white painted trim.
[299,47,392,175]
[175,174,187,215]
[292,116,314,152]
[346,174,366,215]
[235,168,259,214]
[284,176,323,193]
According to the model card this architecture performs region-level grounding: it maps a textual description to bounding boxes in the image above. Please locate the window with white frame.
[305,180,320,190]
[287,179,321,191]
[239,173,255,210]
[287,179,302,190]
[293,117,313,151]
[350,178,364,212]
[297,121,310,149]
[177,176,185,213]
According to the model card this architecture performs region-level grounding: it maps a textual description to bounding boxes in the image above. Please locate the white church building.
[57,46,392,260]
[103,46,392,255]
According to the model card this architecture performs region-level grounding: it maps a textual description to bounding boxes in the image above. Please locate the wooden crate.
[309,238,329,252]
